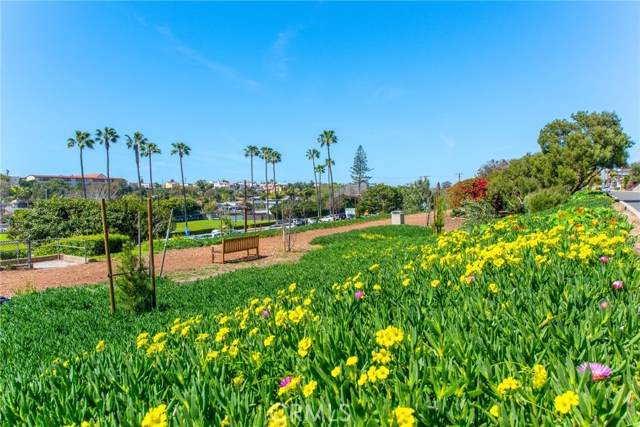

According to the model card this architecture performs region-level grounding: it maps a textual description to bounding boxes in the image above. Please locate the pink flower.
[279,376,292,388]
[600,301,609,309]
[599,256,609,263]
[466,275,476,283]
[355,291,365,299]
[612,280,624,289]
[261,310,270,317]
[578,362,612,381]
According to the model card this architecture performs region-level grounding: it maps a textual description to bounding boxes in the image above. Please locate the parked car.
[307,218,319,225]
[292,218,306,226]
[319,215,335,222]
[336,213,347,220]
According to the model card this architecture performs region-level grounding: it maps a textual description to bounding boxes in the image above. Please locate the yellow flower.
[195,333,209,342]
[490,405,499,417]
[215,327,230,342]
[357,374,368,386]
[303,380,317,398]
[331,366,341,377]
[141,404,167,427]
[532,364,547,389]
[372,348,392,364]
[251,352,261,362]
[346,356,358,366]
[369,263,380,271]
[430,279,441,288]
[488,283,498,293]
[298,337,312,357]
[137,338,149,349]
[303,298,312,306]
[180,326,191,337]
[390,407,416,427]
[146,341,167,356]
[206,350,220,361]
[219,315,231,325]
[95,340,106,352]
[153,332,167,343]
[267,404,287,427]
[249,327,259,336]
[375,365,389,380]
[554,391,579,414]
[228,345,239,358]
[221,415,231,426]
[264,335,275,347]
[289,283,296,293]
[497,376,520,394]
[402,278,411,287]
[233,374,244,386]
[375,326,404,348]
[373,284,381,291]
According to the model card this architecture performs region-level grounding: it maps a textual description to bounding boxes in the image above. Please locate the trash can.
[391,210,405,225]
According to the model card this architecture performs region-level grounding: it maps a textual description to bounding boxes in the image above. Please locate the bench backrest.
[222,235,259,253]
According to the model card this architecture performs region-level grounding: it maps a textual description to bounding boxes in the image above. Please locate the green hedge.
[34,234,129,257]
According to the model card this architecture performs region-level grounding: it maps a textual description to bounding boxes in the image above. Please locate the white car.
[319,215,335,222]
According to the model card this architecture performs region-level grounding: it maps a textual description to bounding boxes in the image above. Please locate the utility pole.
[456,172,463,182]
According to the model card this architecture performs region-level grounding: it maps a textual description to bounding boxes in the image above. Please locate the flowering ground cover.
[0,192,638,426]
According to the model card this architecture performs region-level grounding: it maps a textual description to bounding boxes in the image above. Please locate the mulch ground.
[0,214,463,297]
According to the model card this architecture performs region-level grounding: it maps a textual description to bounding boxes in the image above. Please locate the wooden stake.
[147,198,156,309]
[100,198,116,314]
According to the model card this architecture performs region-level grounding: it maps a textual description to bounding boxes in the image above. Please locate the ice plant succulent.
[578,362,612,381]
[599,256,610,263]
[612,280,624,289]
[355,291,365,299]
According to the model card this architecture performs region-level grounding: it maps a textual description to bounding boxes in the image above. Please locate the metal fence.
[0,238,88,268]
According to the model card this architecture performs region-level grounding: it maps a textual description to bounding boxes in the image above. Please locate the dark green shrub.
[459,199,497,229]
[524,186,569,213]
[115,242,153,313]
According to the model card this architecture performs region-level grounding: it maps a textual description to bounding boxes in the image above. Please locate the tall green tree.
[358,184,402,215]
[306,148,321,217]
[67,130,95,199]
[140,142,161,205]
[349,144,373,196]
[317,130,337,214]
[259,146,273,221]
[95,127,119,200]
[244,145,260,227]
[171,142,192,231]
[125,132,148,197]
[537,111,634,193]
[399,177,431,213]
[270,150,282,220]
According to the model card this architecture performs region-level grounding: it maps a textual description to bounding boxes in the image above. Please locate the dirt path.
[0,214,463,296]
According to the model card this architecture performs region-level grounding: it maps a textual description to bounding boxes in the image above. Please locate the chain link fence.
[0,238,88,269]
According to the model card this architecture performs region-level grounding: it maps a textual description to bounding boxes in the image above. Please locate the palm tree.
[141,142,161,206]
[95,127,119,200]
[306,148,321,217]
[125,132,148,197]
[244,145,260,227]
[259,147,273,221]
[67,130,95,199]
[171,142,192,232]
[315,164,326,215]
[317,130,338,214]
[270,150,282,221]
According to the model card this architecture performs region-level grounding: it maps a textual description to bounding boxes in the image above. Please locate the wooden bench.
[212,235,260,264]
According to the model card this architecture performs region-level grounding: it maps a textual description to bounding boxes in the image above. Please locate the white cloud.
[267,27,300,79]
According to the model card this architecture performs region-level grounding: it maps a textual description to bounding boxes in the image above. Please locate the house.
[24,173,116,186]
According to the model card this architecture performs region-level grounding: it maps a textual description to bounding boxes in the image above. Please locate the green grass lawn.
[173,219,273,233]
[0,234,9,241]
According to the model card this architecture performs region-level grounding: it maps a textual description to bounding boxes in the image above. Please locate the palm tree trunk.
[135,147,142,200]
[318,172,323,214]
[80,148,87,199]
[327,145,334,215]
[250,155,255,228]
[312,159,319,217]
[179,156,189,231]
[272,162,277,221]
[264,159,269,221]
[106,146,111,200]
[148,154,155,206]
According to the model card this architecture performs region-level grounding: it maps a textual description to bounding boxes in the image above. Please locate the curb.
[616,200,640,220]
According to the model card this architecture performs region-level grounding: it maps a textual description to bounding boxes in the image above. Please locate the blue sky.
[2,1,639,186]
